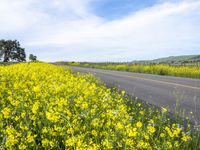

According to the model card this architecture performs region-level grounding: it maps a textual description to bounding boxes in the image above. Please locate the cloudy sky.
[0,0,200,62]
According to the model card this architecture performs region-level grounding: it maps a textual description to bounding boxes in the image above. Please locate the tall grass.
[63,62,200,79]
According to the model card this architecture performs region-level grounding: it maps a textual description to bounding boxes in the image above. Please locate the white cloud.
[51,0,93,17]
[0,0,95,33]
[0,0,46,33]
[0,0,200,61]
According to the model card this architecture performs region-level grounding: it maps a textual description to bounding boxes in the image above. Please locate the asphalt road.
[70,66,200,123]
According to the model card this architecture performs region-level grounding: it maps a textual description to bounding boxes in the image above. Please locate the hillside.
[152,55,200,63]
[132,54,200,64]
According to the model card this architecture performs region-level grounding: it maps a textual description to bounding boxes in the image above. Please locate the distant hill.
[132,55,200,64]
[151,55,200,63]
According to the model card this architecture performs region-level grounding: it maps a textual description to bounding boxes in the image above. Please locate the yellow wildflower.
[136,121,143,128]
[147,126,156,133]
[1,107,11,118]
[19,144,27,150]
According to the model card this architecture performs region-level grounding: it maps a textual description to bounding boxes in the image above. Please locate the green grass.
[57,62,200,79]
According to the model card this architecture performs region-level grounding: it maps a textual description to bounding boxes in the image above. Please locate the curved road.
[70,66,200,123]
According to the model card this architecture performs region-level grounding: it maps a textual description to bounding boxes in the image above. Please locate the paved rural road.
[70,66,200,123]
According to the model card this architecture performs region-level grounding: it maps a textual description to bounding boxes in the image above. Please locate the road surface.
[70,66,200,123]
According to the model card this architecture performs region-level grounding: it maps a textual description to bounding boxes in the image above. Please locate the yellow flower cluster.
[67,62,200,78]
[0,63,198,149]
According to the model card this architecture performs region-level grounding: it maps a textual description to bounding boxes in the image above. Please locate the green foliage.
[29,54,37,62]
[61,62,200,79]
[0,39,26,62]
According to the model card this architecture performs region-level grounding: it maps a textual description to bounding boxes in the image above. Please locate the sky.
[0,0,200,62]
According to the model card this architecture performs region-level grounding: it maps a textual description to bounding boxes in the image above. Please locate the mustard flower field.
[64,62,200,79]
[0,63,199,149]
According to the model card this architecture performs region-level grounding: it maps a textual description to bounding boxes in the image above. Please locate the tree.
[0,40,26,62]
[29,54,37,62]
[0,40,6,61]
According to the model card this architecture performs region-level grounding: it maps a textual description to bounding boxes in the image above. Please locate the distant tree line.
[0,39,37,62]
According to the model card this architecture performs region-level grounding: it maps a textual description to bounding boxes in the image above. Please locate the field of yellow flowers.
[0,63,199,149]
[64,62,200,79]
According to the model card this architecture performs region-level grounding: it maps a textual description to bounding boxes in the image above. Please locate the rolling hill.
[132,54,200,64]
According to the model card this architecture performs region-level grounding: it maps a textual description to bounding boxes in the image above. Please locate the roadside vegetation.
[0,62,199,149]
[59,62,200,79]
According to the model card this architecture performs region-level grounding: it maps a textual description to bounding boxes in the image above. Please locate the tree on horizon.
[0,40,26,62]
[29,54,37,62]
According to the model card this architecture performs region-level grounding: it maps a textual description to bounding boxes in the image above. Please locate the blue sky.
[0,0,200,62]
[91,0,157,19]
